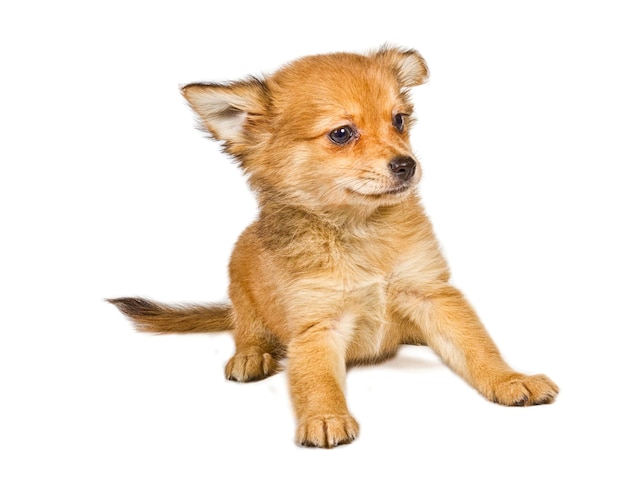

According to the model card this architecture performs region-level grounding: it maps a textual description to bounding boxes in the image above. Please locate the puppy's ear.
[181,77,268,146]
[375,46,429,88]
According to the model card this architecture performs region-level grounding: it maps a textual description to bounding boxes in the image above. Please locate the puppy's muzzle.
[388,156,417,182]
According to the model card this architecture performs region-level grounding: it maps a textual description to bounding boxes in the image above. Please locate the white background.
[2,1,624,480]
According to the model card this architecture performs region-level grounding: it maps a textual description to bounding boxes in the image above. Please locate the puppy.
[109,46,558,448]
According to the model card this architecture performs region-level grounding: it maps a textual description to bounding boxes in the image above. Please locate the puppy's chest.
[306,226,401,286]
[284,224,405,306]
[260,207,428,307]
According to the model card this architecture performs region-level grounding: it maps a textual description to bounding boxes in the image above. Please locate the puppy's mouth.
[382,183,413,196]
[347,181,413,198]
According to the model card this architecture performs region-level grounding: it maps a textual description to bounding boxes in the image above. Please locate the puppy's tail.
[107,297,233,333]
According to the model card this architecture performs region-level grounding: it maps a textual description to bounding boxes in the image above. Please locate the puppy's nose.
[388,156,417,181]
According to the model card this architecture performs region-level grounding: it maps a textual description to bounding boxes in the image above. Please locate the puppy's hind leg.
[224,289,283,382]
[225,322,283,383]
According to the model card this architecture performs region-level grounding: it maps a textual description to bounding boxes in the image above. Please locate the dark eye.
[328,125,355,145]
[392,113,406,132]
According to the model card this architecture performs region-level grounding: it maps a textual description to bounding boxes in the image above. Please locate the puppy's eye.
[392,113,406,132]
[328,125,355,145]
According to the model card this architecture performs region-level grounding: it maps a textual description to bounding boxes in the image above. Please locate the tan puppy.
[109,46,558,448]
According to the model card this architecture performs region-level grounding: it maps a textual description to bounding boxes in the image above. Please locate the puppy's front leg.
[288,318,359,448]
[399,284,559,406]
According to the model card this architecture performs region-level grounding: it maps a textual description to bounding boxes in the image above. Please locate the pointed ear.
[180,77,268,145]
[374,46,429,87]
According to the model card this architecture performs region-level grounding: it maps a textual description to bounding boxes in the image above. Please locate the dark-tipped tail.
[107,297,233,333]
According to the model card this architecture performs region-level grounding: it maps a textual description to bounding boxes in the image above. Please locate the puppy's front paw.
[488,373,559,406]
[296,414,360,448]
[225,351,278,382]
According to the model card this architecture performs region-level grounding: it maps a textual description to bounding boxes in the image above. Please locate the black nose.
[388,156,417,181]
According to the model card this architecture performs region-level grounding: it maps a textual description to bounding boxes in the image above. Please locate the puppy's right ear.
[181,78,268,146]
[374,46,429,88]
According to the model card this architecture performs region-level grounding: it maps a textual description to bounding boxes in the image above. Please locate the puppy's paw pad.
[296,414,359,448]
[490,373,559,406]
[225,352,277,382]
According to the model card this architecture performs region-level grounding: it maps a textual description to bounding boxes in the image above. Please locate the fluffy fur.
[108,46,558,448]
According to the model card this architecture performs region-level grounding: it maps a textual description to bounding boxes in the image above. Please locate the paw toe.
[225,352,278,382]
[296,414,359,448]
[491,373,559,406]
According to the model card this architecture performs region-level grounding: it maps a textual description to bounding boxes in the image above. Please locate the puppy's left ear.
[375,46,429,88]
[180,77,269,147]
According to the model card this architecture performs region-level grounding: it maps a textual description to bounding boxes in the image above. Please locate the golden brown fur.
[108,46,558,448]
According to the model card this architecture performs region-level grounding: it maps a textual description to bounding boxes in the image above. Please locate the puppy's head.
[182,46,428,211]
